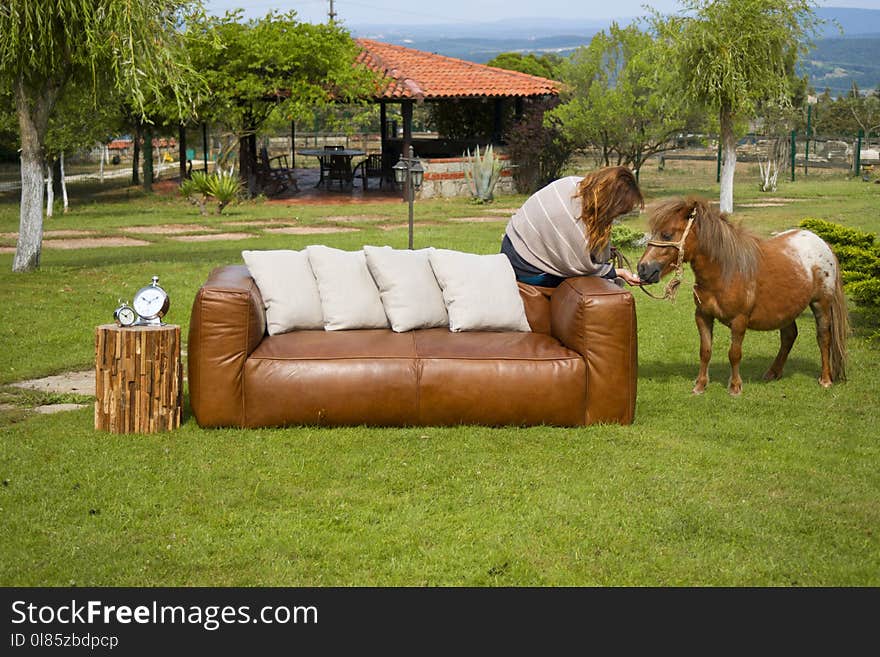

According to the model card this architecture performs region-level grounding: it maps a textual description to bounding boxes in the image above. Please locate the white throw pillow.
[428,249,531,332]
[306,245,390,330]
[241,249,324,335]
[364,246,449,332]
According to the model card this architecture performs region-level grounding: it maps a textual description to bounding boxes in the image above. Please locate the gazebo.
[355,39,561,192]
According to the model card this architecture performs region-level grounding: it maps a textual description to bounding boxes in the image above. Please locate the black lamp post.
[392,145,424,249]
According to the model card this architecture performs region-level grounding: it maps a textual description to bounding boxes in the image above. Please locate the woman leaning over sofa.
[501,166,645,288]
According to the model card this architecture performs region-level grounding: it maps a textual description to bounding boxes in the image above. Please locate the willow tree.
[0,1,198,272]
[655,0,818,213]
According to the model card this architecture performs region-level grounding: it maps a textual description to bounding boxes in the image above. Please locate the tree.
[186,10,374,197]
[486,53,563,80]
[549,23,696,178]
[0,1,199,272]
[44,79,124,214]
[504,97,572,193]
[655,0,819,213]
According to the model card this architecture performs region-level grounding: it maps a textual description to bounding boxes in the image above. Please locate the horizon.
[203,1,880,27]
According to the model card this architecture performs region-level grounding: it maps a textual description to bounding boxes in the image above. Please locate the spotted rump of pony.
[649,197,760,283]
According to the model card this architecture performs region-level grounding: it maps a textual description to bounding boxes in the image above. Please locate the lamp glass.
[410,160,424,190]
[393,159,407,185]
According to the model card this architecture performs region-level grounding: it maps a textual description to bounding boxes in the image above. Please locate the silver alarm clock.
[113,300,137,327]
[131,276,170,326]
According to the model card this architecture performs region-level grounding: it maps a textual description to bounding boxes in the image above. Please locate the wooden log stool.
[95,324,182,433]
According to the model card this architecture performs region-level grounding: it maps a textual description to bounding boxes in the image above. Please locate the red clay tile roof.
[356,38,561,101]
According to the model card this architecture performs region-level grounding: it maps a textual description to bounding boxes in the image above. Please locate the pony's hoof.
[818,377,833,389]
[692,384,707,395]
[728,383,742,396]
[763,369,781,381]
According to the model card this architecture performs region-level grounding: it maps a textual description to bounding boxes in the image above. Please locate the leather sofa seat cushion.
[414,329,586,426]
[243,328,586,427]
[250,329,417,360]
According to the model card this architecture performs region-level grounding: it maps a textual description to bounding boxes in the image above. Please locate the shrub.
[462,145,503,203]
[504,98,572,194]
[799,218,876,249]
[180,171,242,215]
[611,224,645,249]
[206,170,244,214]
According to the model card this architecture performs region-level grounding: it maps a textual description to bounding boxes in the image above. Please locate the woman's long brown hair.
[576,166,644,253]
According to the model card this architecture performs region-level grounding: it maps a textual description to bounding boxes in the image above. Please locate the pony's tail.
[829,268,849,382]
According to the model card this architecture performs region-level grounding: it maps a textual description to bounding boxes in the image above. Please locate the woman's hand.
[616,268,643,286]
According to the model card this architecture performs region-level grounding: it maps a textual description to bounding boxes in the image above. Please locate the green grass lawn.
[1,161,878,586]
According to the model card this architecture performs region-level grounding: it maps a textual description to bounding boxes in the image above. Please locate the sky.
[203,0,880,26]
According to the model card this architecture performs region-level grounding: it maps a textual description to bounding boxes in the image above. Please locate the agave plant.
[206,170,244,214]
[462,145,503,203]
[179,171,212,215]
[179,171,242,215]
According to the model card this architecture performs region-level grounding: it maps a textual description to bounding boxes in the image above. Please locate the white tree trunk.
[719,108,736,214]
[156,147,163,177]
[60,151,69,213]
[45,157,54,218]
[13,76,60,273]
[99,143,105,182]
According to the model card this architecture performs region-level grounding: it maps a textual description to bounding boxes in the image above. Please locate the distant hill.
[351,7,880,96]
[802,36,880,96]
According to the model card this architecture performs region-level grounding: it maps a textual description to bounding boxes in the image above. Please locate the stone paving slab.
[34,403,90,415]
[10,370,95,396]
[42,237,152,250]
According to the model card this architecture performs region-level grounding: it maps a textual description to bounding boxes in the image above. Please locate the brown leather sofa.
[188,265,638,427]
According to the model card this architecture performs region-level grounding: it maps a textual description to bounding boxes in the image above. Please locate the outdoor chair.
[321,146,353,190]
[353,153,385,190]
[258,146,298,195]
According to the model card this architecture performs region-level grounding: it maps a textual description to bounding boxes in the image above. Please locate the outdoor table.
[298,148,365,188]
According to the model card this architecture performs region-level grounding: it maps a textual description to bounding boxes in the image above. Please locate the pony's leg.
[692,310,714,394]
[811,299,833,388]
[727,317,748,396]
[763,321,798,381]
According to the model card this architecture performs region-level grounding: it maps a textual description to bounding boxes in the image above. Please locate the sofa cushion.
[428,249,530,332]
[243,328,586,426]
[249,329,417,360]
[413,329,586,426]
[364,246,449,332]
[245,329,418,426]
[307,246,390,330]
[241,249,323,334]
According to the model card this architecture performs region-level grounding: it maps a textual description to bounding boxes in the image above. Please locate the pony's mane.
[649,197,760,282]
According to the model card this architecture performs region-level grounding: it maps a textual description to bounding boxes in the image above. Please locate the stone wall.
[417,155,516,200]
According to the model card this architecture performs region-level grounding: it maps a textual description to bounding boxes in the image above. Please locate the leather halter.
[641,208,697,301]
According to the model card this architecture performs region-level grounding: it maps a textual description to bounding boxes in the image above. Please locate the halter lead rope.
[639,208,697,302]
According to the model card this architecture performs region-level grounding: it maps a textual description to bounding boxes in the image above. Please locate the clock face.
[133,288,167,319]
[117,306,136,326]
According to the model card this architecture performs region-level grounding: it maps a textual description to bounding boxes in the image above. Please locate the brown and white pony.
[637,197,848,395]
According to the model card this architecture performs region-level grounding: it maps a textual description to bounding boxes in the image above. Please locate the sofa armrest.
[551,277,637,425]
[188,265,266,427]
